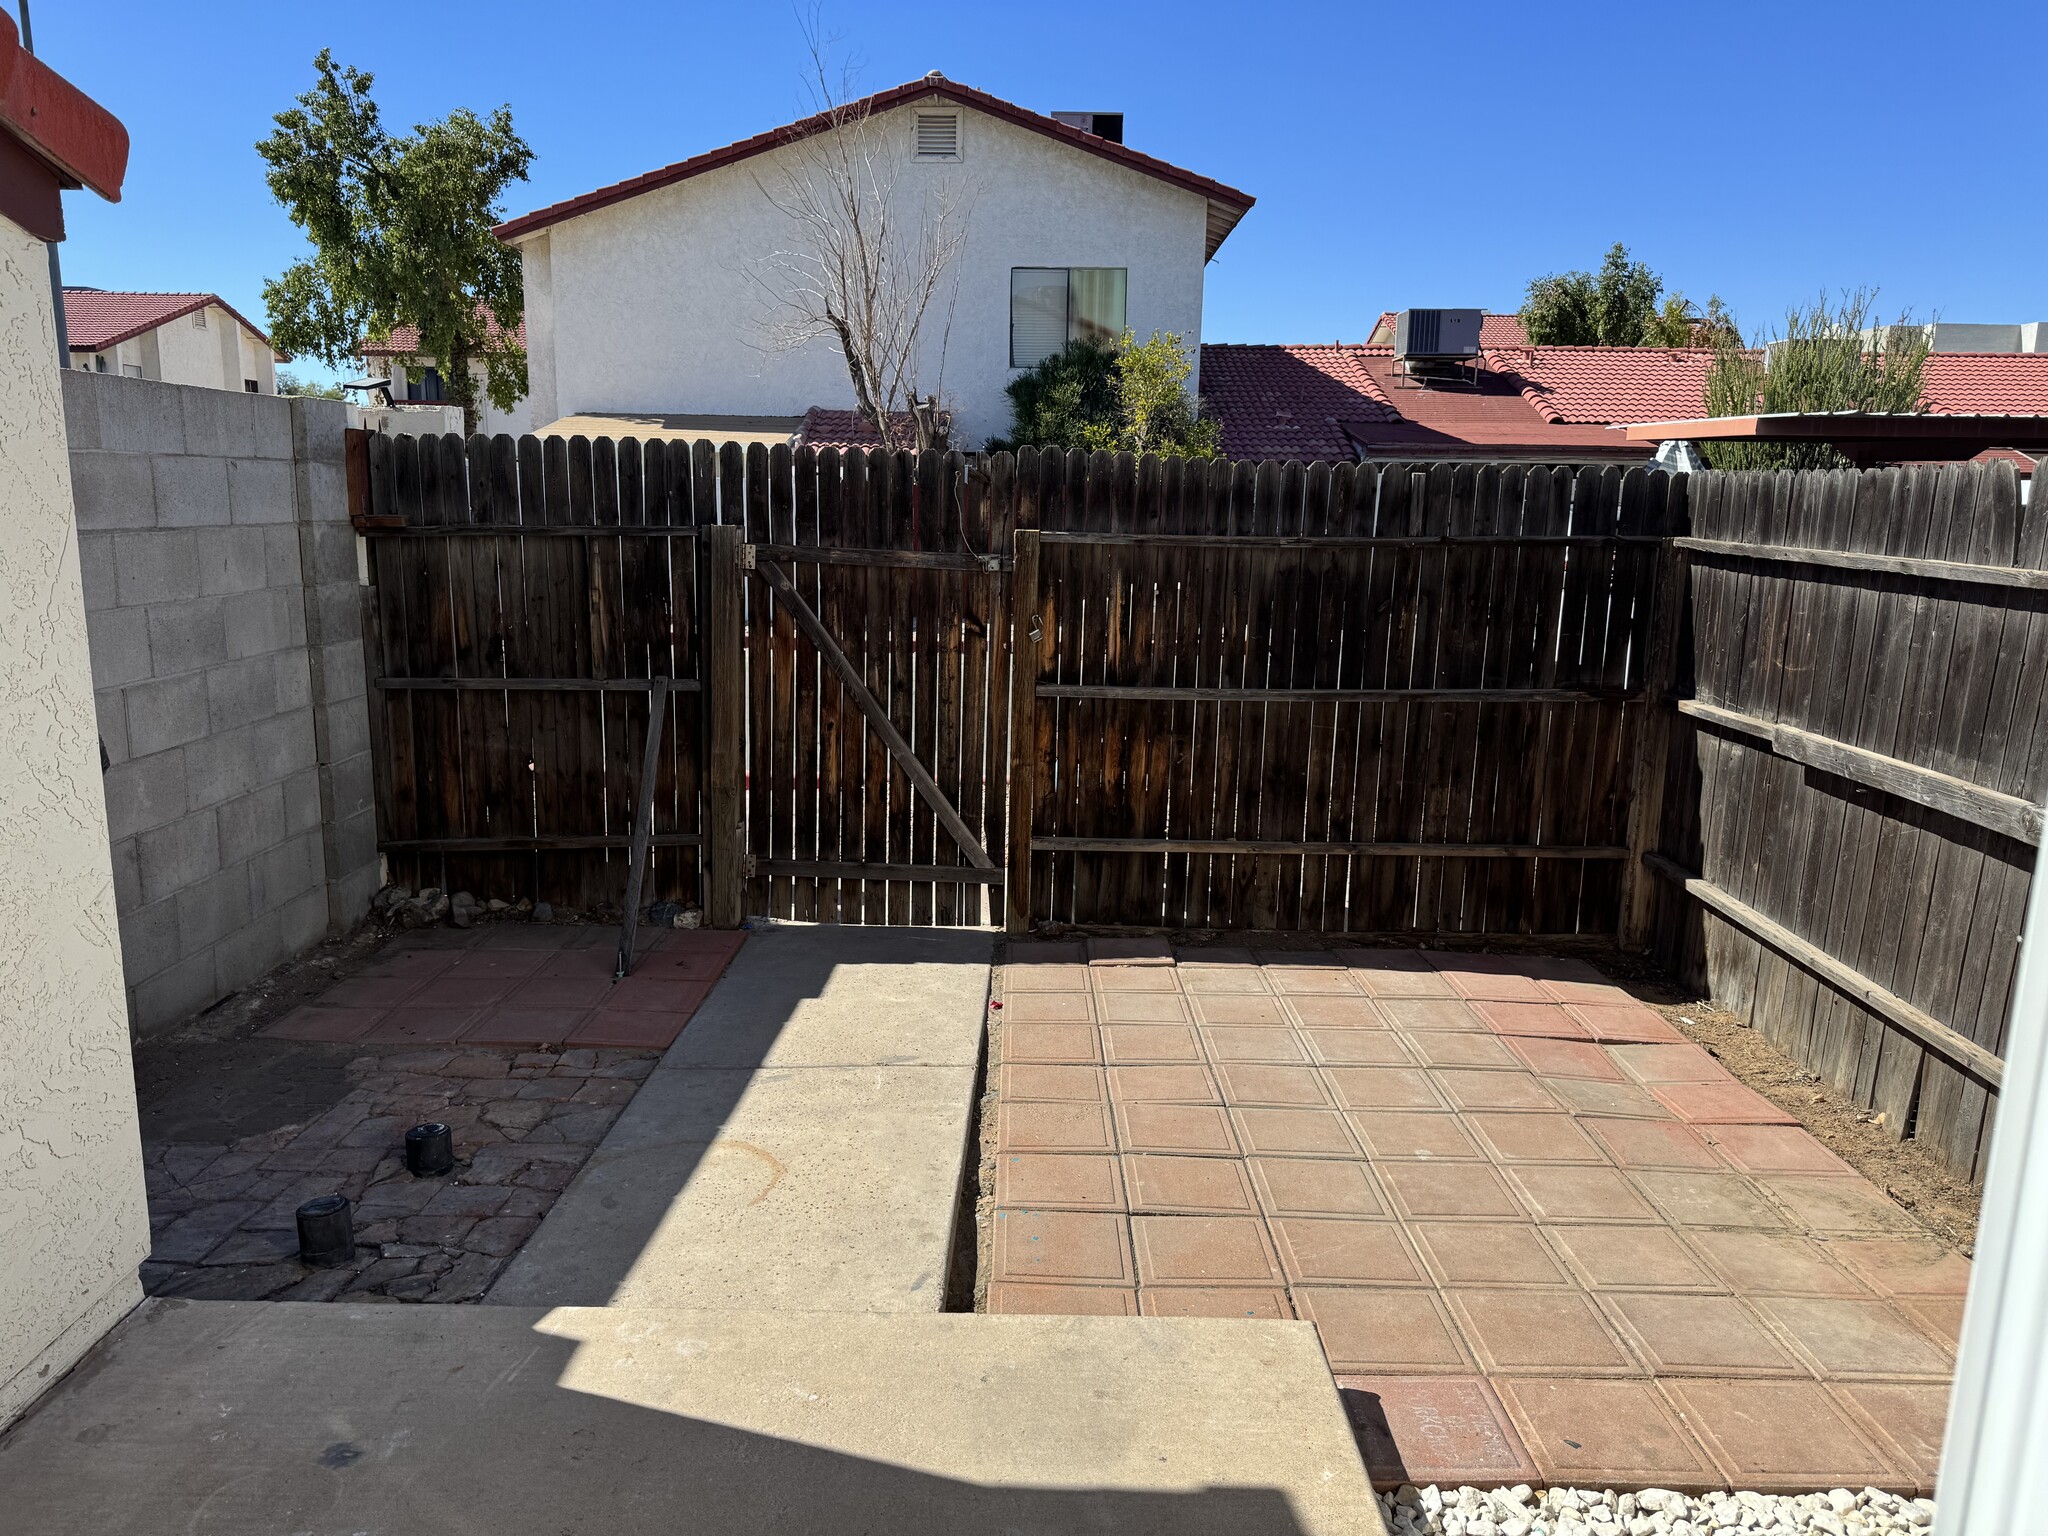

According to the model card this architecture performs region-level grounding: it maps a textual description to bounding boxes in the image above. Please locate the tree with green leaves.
[1519,242,1734,349]
[1703,291,1929,470]
[275,369,344,400]
[990,330,1220,458]
[258,51,531,435]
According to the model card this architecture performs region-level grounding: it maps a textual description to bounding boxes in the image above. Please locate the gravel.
[1374,1484,1936,1536]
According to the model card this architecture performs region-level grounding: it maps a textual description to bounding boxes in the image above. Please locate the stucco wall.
[66,372,380,1036]
[386,359,524,435]
[0,218,150,1429]
[518,100,1212,447]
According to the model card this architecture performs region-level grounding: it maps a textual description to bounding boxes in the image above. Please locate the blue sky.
[29,0,2043,385]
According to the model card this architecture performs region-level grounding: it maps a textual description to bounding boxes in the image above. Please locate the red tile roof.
[494,77,1254,258]
[1197,344,1400,461]
[1923,353,2048,415]
[1486,346,1721,425]
[358,314,527,358]
[1370,311,1529,348]
[1348,349,1646,460]
[62,289,282,357]
[796,407,919,451]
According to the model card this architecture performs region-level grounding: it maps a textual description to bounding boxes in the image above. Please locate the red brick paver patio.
[985,942,1962,1496]
[263,925,747,1050]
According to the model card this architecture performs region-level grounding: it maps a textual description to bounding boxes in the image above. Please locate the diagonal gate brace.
[754,559,994,872]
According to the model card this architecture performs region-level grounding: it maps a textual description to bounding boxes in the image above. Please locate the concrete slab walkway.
[985,943,1964,1497]
[489,925,993,1311]
[0,1298,1382,1535]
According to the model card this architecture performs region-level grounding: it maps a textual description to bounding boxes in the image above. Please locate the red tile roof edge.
[62,289,284,359]
[493,78,1254,249]
[0,10,127,204]
[358,314,527,358]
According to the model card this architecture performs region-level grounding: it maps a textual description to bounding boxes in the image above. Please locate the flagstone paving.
[984,941,1964,1497]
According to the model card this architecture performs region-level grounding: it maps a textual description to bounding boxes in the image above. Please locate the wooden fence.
[1648,460,2036,1181]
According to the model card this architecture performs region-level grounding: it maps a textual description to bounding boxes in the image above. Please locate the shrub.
[991,330,1220,458]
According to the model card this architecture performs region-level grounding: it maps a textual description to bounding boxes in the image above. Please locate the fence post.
[703,524,746,928]
[1004,528,1041,934]
[1619,534,1690,951]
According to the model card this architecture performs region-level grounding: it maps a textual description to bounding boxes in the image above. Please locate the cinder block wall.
[64,372,381,1036]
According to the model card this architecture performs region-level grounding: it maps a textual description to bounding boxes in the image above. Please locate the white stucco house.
[62,288,281,392]
[494,74,1254,449]
[356,315,529,436]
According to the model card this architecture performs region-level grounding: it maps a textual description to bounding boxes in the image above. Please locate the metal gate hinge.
[738,543,759,572]
[742,854,758,879]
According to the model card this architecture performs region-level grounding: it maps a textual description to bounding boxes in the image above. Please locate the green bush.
[991,330,1220,458]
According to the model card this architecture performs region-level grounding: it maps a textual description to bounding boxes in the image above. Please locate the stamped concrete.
[490,925,992,1311]
[0,1298,1384,1536]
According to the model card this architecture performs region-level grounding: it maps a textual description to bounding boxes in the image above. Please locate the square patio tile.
[263,1005,386,1042]
[1301,1029,1416,1066]
[1473,1001,1591,1038]
[1407,1221,1573,1289]
[1121,1154,1259,1215]
[1229,1107,1362,1157]
[512,975,615,1010]
[1632,1170,1790,1230]
[1581,1117,1724,1170]
[1095,992,1191,1024]
[1502,1165,1660,1223]
[1378,1161,1526,1221]
[1493,1377,1720,1492]
[1600,1292,1807,1377]
[991,1209,1133,1285]
[1295,1287,1475,1374]
[1445,973,1554,1004]
[1130,1214,1284,1285]
[1537,977,1637,1006]
[1357,970,1459,1000]
[472,925,588,952]
[1114,1102,1240,1156]
[612,944,731,982]
[1703,1122,1856,1176]
[355,947,458,981]
[1001,1064,1106,1102]
[1179,966,1273,995]
[1001,991,1097,1023]
[1348,1111,1486,1161]
[997,1100,1116,1154]
[1835,1382,1952,1496]
[1570,1003,1689,1044]
[409,974,514,1009]
[1646,1081,1794,1130]
[1215,1063,1334,1108]
[532,948,623,981]
[1404,1031,1523,1070]
[1895,1296,1966,1348]
[1446,1288,1641,1375]
[1662,1379,1905,1494]
[1431,1070,1561,1113]
[1545,1078,1676,1119]
[362,1007,481,1045]
[1376,998,1488,1032]
[318,975,427,1009]
[1270,1218,1429,1286]
[1688,1230,1876,1298]
[985,1283,1136,1316]
[1323,1066,1447,1112]
[1104,1064,1220,1103]
[1338,1375,1542,1489]
[601,977,713,1016]
[463,1006,596,1047]
[1000,962,1092,992]
[1087,936,1175,965]
[1200,1025,1308,1064]
[1002,1022,1101,1064]
[1099,1023,1203,1064]
[994,1153,1125,1211]
[1755,1174,1923,1235]
[1506,1035,1627,1081]
[1248,1156,1389,1218]
[1284,996,1391,1028]
[566,1011,690,1049]
[1611,1042,1734,1084]
[1092,967,1182,993]
[1754,1296,1955,1381]
[1545,1223,1725,1293]
[1827,1238,1973,1298]
[1265,967,1362,995]
[1465,1112,1608,1165]
[1140,1286,1293,1319]
[1189,994,1290,1026]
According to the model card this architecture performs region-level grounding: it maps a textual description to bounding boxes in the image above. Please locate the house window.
[1009,267,1128,368]
[244,379,260,392]
[407,367,445,402]
[914,110,961,160]
[123,364,143,378]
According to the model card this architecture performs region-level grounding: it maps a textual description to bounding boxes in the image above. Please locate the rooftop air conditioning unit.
[1393,308,1483,361]
[1051,111,1125,144]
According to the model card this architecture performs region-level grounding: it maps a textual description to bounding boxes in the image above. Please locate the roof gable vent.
[914,110,960,160]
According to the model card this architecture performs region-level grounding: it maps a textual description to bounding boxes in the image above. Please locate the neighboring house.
[62,288,282,393]
[495,74,1254,449]
[356,315,528,436]
[1203,331,2048,468]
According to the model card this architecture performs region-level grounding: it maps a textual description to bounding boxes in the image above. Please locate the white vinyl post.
[1937,821,2048,1530]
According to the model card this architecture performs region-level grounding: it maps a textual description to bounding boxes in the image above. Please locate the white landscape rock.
[1375,1487,1934,1536]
